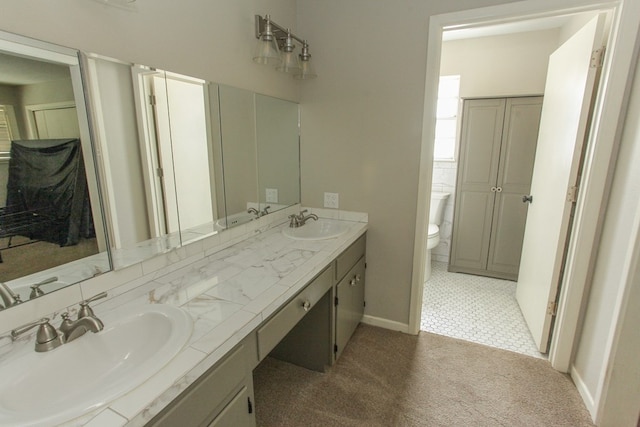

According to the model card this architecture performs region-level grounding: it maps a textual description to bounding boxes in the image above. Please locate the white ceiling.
[0,52,71,86]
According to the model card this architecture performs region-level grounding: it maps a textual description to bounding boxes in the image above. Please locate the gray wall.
[297,0,522,326]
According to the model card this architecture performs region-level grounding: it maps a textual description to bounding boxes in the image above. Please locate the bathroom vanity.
[149,231,366,427]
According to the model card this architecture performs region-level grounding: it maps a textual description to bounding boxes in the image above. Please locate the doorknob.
[522,195,533,204]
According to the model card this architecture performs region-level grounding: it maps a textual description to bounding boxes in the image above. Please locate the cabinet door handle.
[302,300,311,311]
[496,187,503,193]
[349,278,356,286]
[490,186,497,192]
[355,274,361,283]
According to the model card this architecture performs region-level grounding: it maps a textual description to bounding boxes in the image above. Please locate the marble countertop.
[62,216,367,426]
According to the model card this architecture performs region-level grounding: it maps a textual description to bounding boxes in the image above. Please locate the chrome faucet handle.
[288,214,299,228]
[78,291,107,319]
[29,276,58,300]
[11,318,64,352]
[261,205,271,215]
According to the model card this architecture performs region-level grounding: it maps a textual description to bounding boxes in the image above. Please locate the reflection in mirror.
[217,86,300,229]
[0,33,110,308]
[85,57,300,269]
[255,94,300,212]
[218,85,259,228]
[86,59,224,267]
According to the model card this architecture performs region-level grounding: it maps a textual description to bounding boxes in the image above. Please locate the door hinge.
[247,396,253,414]
[567,185,579,203]
[149,94,157,105]
[590,47,606,69]
[363,300,366,307]
[547,301,558,316]
[156,167,164,178]
[365,262,367,269]
[334,344,338,354]
[334,296,339,306]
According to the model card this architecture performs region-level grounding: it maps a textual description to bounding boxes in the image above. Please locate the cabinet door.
[208,386,255,427]
[335,256,365,360]
[450,98,505,272]
[487,97,542,278]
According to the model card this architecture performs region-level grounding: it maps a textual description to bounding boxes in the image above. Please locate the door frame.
[409,0,640,372]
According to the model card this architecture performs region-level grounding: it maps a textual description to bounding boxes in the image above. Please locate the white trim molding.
[362,315,410,334]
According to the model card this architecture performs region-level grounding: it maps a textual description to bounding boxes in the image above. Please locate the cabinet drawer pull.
[349,277,356,286]
[355,274,361,283]
[302,300,311,311]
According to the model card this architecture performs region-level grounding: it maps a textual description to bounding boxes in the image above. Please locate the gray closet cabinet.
[449,97,543,280]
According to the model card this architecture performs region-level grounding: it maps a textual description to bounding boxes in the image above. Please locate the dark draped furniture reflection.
[0,138,94,262]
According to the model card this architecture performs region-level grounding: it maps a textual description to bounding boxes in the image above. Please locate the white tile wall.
[431,161,457,263]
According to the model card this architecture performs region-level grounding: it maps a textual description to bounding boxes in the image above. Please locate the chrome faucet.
[59,292,107,342]
[247,207,259,217]
[261,205,271,216]
[29,276,58,299]
[288,210,319,228]
[11,318,64,352]
[0,282,22,310]
[10,292,107,352]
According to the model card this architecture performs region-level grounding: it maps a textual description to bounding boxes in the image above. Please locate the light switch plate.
[266,188,278,203]
[324,192,339,209]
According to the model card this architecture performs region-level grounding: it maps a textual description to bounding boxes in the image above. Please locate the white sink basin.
[0,304,193,426]
[282,219,349,240]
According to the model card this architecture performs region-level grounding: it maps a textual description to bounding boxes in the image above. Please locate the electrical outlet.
[266,188,278,203]
[324,192,339,209]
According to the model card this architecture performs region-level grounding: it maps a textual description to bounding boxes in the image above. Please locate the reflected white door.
[33,107,80,138]
[516,15,606,352]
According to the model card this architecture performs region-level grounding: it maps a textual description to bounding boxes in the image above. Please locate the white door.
[516,14,606,352]
[34,107,80,138]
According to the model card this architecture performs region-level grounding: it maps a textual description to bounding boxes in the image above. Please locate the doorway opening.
[409,0,638,373]
[421,14,605,358]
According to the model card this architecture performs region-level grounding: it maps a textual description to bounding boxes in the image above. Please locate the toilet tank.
[429,192,450,226]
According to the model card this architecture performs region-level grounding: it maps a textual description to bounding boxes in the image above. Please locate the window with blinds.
[0,105,14,158]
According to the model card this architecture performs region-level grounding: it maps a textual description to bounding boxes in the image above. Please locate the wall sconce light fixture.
[253,14,317,80]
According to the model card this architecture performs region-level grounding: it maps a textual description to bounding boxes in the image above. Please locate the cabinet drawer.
[150,344,248,427]
[336,234,366,281]
[257,265,333,360]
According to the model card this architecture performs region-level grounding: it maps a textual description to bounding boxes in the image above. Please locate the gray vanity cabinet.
[334,234,366,360]
[149,338,256,427]
[449,97,542,280]
[148,231,367,427]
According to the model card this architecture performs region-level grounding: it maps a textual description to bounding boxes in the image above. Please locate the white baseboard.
[571,365,597,421]
[362,315,410,334]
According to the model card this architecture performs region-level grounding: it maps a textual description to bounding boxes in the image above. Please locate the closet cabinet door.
[449,98,505,271]
[487,97,543,278]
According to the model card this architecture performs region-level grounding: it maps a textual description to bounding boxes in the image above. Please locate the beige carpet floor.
[253,324,594,427]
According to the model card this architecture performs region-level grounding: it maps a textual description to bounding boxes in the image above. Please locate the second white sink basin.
[282,219,349,240]
[0,303,193,426]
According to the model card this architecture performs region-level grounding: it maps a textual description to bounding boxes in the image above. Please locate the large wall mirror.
[86,57,301,270]
[0,32,110,308]
[0,29,301,314]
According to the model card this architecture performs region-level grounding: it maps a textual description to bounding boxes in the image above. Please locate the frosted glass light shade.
[293,59,317,80]
[253,38,281,66]
[276,51,301,74]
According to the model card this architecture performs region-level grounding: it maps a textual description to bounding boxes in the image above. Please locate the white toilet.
[425,191,450,280]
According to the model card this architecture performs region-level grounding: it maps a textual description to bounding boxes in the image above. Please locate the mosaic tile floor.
[421,262,546,359]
